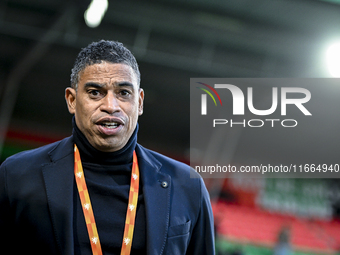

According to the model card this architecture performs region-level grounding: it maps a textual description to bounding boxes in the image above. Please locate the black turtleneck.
[72,118,146,255]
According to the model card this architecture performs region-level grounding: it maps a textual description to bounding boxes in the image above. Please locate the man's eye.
[120,90,131,96]
[89,90,100,96]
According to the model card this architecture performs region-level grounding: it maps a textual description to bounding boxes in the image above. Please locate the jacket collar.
[42,136,171,255]
[47,136,74,162]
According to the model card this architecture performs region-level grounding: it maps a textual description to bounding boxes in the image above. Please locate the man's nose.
[100,92,120,114]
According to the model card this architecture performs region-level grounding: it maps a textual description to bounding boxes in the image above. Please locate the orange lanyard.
[74,144,140,255]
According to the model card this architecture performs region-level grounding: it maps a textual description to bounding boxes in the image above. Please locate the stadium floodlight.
[326,41,340,77]
[84,0,108,28]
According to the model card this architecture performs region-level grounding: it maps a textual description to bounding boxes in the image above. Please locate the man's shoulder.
[137,145,210,211]
[1,136,72,170]
[136,144,202,179]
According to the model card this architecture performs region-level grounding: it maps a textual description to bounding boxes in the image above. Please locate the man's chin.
[93,138,127,153]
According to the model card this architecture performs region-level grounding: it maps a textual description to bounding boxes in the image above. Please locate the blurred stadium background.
[0,0,340,254]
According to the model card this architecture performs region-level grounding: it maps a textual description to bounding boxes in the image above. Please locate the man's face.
[65,61,144,152]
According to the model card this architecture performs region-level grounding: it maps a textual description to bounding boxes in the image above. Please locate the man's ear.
[138,88,144,116]
[65,87,77,114]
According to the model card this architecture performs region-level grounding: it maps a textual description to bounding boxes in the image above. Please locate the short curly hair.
[70,40,140,89]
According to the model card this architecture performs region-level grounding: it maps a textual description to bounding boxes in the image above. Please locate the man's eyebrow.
[117,81,134,87]
[84,82,105,89]
[83,81,136,89]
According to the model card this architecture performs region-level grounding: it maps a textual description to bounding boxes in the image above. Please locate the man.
[0,40,215,255]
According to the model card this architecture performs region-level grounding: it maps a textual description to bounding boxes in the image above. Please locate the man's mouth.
[100,122,120,129]
[96,117,125,135]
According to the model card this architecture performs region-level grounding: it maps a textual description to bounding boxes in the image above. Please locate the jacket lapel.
[136,145,171,255]
[42,137,75,255]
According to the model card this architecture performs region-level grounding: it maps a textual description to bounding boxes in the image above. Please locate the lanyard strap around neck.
[74,144,140,255]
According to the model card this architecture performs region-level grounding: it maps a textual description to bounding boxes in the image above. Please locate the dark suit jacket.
[0,136,215,255]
